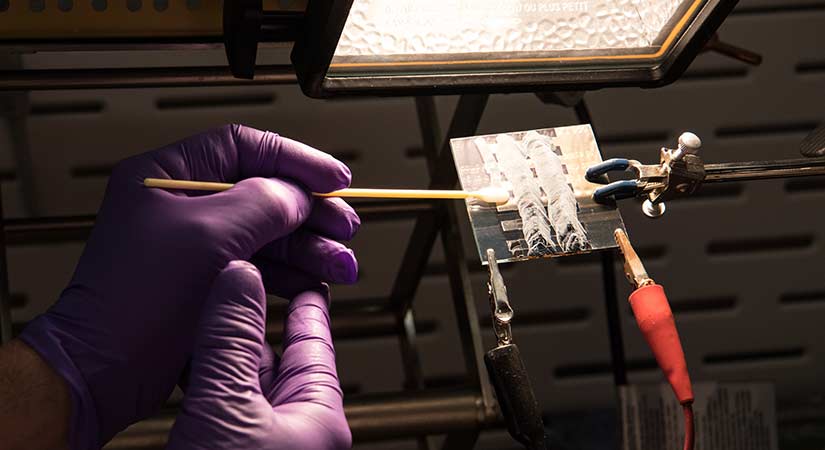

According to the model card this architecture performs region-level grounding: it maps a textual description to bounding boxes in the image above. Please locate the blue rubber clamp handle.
[593,180,640,203]
[585,158,630,183]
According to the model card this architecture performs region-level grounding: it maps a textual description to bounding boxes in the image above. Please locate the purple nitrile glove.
[18,125,360,450]
[168,261,351,450]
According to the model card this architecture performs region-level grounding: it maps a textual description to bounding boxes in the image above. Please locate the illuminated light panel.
[291,0,735,96]
[335,0,684,57]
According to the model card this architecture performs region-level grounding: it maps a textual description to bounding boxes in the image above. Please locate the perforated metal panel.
[1,1,824,449]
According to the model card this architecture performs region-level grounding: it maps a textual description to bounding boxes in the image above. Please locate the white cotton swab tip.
[471,187,511,204]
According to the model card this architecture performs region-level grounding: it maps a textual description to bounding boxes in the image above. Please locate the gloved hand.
[18,124,360,449]
[168,261,351,450]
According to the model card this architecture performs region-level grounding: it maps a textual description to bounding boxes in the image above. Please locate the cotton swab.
[143,178,511,205]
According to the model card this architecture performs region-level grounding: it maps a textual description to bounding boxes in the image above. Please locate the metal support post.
[415,95,496,449]
[0,65,298,91]
[574,100,628,387]
[390,95,490,316]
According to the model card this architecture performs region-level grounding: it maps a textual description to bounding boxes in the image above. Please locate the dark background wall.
[1,1,824,448]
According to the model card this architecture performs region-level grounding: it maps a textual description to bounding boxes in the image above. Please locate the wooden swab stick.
[143,178,511,204]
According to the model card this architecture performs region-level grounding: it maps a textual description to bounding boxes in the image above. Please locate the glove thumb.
[169,260,271,448]
[190,260,267,390]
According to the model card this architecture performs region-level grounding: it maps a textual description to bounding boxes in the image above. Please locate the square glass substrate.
[451,124,625,264]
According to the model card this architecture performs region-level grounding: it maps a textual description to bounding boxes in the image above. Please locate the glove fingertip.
[210,260,267,315]
[329,248,359,285]
[291,286,332,310]
[337,163,353,190]
[225,259,260,272]
[345,207,361,240]
[305,197,361,241]
[222,259,263,281]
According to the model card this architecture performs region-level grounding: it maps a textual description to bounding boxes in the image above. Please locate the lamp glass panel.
[332,0,693,64]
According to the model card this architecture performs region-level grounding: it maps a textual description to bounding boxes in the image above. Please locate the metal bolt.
[642,199,666,218]
[679,131,701,151]
[673,132,702,161]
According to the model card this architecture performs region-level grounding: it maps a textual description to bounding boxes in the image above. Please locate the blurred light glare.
[334,0,687,59]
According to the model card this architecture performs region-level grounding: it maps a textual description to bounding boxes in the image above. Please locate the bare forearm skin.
[0,340,70,450]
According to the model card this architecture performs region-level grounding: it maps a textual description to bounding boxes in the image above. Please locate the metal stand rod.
[103,390,499,449]
[704,157,825,183]
[0,65,297,91]
[394,96,444,399]
[440,201,495,397]
[574,100,628,387]
[264,301,430,343]
[401,95,496,450]
[428,96,496,450]
[390,94,490,316]
[346,390,493,441]
[599,251,627,386]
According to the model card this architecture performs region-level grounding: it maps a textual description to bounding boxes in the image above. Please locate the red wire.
[629,284,696,449]
[683,403,695,450]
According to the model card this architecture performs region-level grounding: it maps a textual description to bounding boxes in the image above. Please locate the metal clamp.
[585,157,668,200]
[614,228,654,289]
[486,248,513,347]
[483,248,548,449]
[589,130,825,218]
[588,132,705,218]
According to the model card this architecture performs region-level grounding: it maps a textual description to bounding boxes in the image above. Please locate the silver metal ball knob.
[678,132,702,154]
